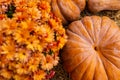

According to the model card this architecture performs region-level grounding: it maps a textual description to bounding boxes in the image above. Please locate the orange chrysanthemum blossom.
[0,0,67,80]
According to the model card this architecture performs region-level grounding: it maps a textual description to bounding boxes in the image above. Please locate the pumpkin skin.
[51,0,86,25]
[62,16,120,80]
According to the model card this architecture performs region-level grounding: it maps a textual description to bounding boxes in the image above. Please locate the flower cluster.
[0,0,67,80]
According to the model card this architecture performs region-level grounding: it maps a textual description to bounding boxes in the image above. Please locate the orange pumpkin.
[50,0,86,25]
[88,0,120,13]
[62,16,120,80]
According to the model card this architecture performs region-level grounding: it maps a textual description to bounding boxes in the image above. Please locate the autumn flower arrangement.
[0,0,67,80]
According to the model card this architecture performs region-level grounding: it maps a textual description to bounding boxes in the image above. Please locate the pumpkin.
[88,0,120,13]
[50,0,86,25]
[62,16,120,80]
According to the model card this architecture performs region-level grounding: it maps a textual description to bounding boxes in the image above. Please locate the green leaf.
[5,4,16,18]
[49,49,54,55]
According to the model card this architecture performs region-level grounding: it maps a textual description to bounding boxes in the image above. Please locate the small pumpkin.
[50,0,86,25]
[62,16,120,80]
[88,0,120,13]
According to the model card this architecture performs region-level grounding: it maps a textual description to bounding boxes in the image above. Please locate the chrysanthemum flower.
[0,0,67,80]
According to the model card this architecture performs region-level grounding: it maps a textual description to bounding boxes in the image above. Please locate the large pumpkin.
[62,16,120,80]
[50,0,86,24]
